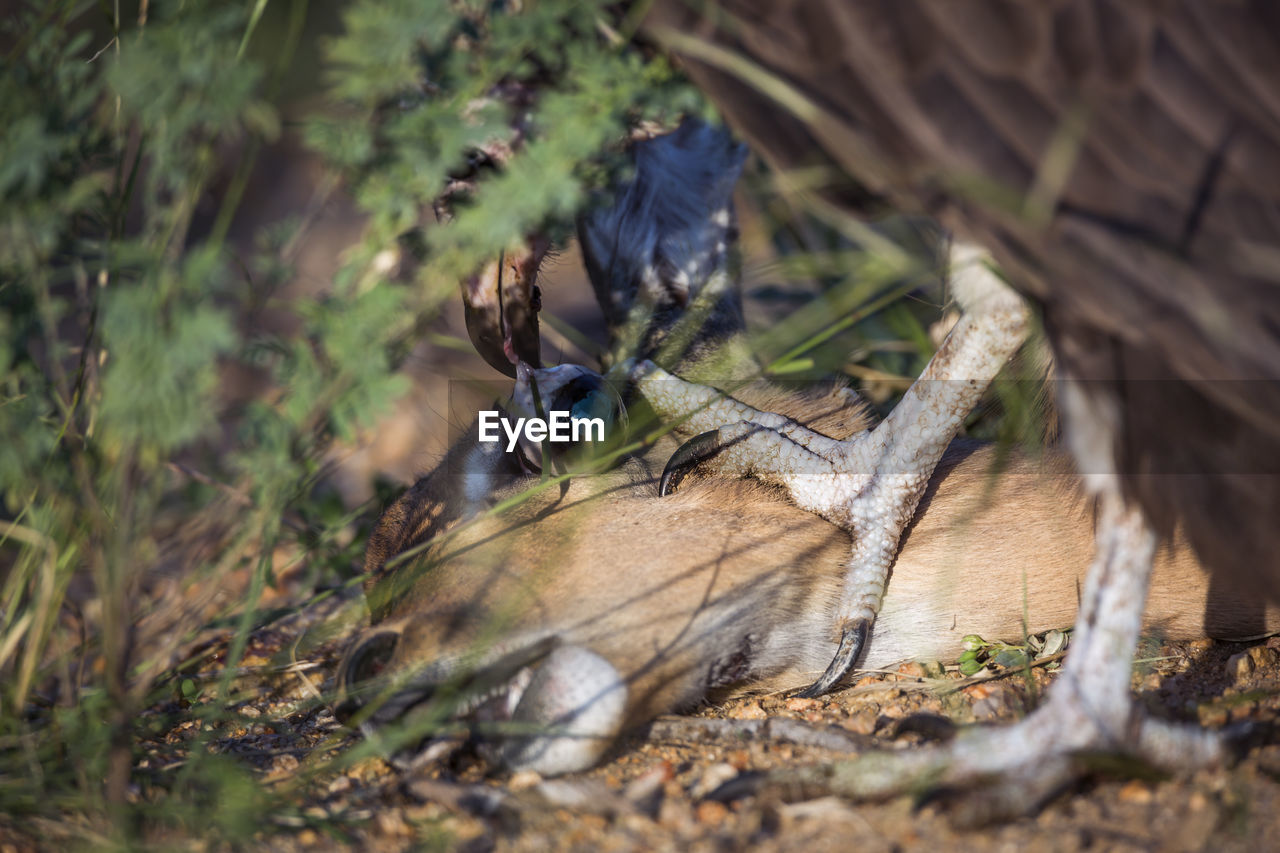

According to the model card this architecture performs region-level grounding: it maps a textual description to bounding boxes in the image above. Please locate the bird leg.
[633,242,1030,694]
[725,483,1239,824]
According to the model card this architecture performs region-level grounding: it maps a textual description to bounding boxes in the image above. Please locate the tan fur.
[356,378,1280,732]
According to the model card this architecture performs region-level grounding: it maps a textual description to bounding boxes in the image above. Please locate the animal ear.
[334,628,402,723]
[461,238,549,378]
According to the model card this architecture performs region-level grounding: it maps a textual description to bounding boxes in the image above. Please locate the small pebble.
[1226,651,1255,681]
[785,697,819,712]
[896,662,927,680]
[690,762,738,799]
[964,683,1012,720]
[1187,638,1215,655]
[1116,780,1153,804]
[508,769,542,791]
[1249,645,1278,669]
[840,711,877,736]
[695,800,729,826]
[625,762,672,805]
[375,808,410,837]
[729,701,766,720]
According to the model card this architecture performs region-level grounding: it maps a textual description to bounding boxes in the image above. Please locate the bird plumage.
[645,0,1280,604]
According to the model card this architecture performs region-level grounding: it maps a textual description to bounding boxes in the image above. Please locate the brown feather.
[645,0,1280,600]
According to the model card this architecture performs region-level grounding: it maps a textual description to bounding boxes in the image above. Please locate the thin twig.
[165,462,307,533]
[820,652,1070,699]
[646,716,873,753]
[86,37,117,63]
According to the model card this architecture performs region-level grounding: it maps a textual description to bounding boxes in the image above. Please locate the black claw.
[659,430,723,497]
[796,620,870,698]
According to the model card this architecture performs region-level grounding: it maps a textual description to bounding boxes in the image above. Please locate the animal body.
[640,0,1280,815]
[339,121,1278,778]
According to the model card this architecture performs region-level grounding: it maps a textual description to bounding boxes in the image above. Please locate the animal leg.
[736,485,1237,823]
[495,645,629,776]
[339,630,628,777]
[634,243,1030,693]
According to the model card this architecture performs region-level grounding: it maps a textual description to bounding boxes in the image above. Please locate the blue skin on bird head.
[502,362,626,472]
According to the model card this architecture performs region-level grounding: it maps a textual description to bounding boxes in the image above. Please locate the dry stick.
[166,462,307,533]
[178,660,325,686]
[647,716,873,754]
[288,637,326,705]
[839,651,1068,698]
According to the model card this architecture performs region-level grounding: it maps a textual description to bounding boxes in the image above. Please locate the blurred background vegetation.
[0,0,1039,845]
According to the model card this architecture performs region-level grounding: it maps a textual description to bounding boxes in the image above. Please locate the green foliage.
[109,7,276,213]
[956,629,1067,677]
[0,0,1043,845]
[311,0,703,270]
[0,0,712,844]
[97,249,237,453]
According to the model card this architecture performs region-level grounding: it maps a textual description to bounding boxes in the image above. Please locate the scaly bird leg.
[726,483,1244,823]
[632,243,1030,694]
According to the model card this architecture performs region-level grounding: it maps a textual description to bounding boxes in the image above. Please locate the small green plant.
[957,629,1069,677]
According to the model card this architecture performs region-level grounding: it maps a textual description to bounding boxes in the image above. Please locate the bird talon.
[796,620,870,698]
[659,430,724,496]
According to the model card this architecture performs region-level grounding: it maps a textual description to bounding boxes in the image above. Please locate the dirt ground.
[119,595,1280,852]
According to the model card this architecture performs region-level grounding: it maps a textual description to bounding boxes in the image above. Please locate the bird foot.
[632,243,1030,693]
[716,486,1273,822]
[721,696,1258,826]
